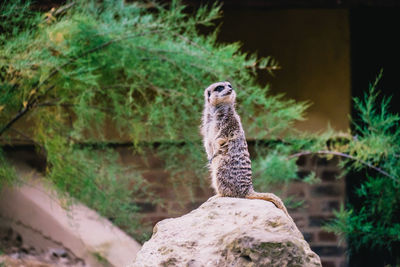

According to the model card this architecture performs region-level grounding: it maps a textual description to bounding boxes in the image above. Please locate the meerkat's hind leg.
[246,191,290,218]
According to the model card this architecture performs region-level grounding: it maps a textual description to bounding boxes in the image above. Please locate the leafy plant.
[1,1,398,258]
[0,149,17,188]
[323,74,400,257]
[250,73,400,259]
[0,0,307,241]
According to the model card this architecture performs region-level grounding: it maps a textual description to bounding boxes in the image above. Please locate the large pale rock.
[130,197,321,267]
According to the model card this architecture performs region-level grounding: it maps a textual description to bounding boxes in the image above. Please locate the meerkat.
[201,81,290,217]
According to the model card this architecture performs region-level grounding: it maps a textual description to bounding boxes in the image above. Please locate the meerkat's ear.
[207,90,211,100]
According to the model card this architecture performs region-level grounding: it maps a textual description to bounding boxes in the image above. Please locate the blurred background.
[208,2,400,265]
[1,0,400,266]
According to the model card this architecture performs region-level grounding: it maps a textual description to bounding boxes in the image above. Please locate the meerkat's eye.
[228,84,232,88]
[214,85,225,92]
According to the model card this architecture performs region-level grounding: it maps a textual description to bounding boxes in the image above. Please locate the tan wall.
[220,9,351,132]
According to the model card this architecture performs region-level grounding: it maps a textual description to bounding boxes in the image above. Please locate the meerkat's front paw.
[208,153,218,164]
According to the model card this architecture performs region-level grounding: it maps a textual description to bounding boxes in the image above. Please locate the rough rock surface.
[130,197,321,267]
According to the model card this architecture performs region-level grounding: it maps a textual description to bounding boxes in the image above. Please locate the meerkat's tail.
[246,191,290,218]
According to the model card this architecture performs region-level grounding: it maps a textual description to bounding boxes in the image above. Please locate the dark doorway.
[350,8,400,116]
[348,7,400,267]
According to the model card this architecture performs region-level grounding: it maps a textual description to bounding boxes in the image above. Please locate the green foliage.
[0,0,306,142]
[251,132,334,190]
[250,73,400,256]
[1,0,398,256]
[349,72,400,178]
[92,251,109,265]
[0,0,307,241]
[252,147,298,191]
[0,148,17,189]
[325,86,399,258]
[325,175,400,251]
[302,172,321,185]
[0,0,40,45]
[324,75,400,254]
[43,139,151,240]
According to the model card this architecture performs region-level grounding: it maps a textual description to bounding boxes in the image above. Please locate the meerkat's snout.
[223,87,233,96]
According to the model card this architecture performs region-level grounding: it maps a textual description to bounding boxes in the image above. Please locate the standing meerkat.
[201,81,290,216]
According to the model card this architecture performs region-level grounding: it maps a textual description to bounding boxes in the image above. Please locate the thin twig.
[54,2,75,15]
[136,45,203,84]
[173,33,209,52]
[0,85,56,136]
[289,150,399,183]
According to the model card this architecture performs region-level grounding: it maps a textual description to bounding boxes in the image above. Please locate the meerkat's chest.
[206,119,219,141]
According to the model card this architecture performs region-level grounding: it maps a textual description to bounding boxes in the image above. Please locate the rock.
[130,197,321,267]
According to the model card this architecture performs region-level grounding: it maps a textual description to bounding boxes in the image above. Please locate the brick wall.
[287,155,347,267]
[116,146,214,224]
[116,145,347,267]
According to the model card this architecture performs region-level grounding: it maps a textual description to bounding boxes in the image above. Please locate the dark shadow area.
[348,7,400,267]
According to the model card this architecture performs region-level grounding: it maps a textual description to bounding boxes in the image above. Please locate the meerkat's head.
[204,81,236,106]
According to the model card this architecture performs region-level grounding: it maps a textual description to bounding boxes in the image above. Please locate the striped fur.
[201,81,290,217]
